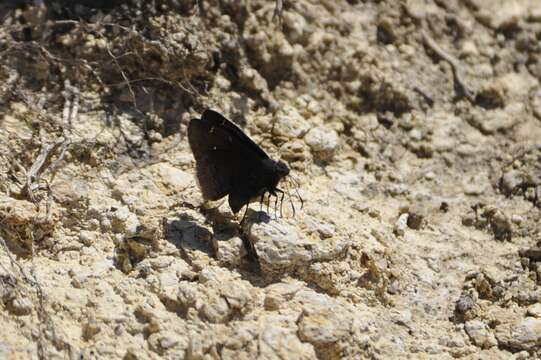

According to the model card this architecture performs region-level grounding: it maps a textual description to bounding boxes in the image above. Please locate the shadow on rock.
[164,213,214,258]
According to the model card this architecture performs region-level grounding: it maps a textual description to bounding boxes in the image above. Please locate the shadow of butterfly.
[188,109,301,222]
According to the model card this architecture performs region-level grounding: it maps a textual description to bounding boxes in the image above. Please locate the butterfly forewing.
[201,110,269,160]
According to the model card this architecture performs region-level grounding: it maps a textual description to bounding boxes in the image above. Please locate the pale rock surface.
[304,126,340,161]
[249,219,350,276]
[2,0,541,359]
[465,320,497,349]
[272,106,310,139]
[495,317,541,351]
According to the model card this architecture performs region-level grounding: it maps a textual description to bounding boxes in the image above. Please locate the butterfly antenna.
[287,176,303,212]
[289,173,300,187]
[284,181,296,217]
[289,175,304,210]
[279,190,285,218]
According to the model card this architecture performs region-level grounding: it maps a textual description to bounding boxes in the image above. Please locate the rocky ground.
[1,0,541,359]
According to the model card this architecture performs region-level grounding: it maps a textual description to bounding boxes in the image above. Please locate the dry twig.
[421,30,475,102]
[21,137,65,202]
[21,81,80,202]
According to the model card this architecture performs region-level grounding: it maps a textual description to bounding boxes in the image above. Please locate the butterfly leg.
[274,193,279,219]
[274,188,286,218]
[259,192,267,222]
[259,192,265,213]
[240,202,250,225]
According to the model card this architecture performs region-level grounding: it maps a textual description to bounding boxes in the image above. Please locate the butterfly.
[188,109,301,222]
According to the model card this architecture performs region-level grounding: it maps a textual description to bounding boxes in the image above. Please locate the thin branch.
[422,29,475,102]
[21,137,65,202]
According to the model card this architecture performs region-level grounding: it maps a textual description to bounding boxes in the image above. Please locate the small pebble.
[394,213,409,236]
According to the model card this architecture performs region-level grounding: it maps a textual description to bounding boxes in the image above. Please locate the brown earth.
[1,0,541,359]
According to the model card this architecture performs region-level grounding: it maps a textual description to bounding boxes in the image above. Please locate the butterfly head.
[275,160,290,178]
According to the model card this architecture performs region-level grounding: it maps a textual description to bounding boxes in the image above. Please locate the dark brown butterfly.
[188,109,299,222]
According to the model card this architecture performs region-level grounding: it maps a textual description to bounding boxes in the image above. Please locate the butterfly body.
[188,110,290,217]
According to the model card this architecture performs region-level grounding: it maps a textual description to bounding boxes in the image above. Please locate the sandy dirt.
[1,0,541,359]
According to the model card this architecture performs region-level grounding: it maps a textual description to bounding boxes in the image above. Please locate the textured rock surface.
[1,0,541,359]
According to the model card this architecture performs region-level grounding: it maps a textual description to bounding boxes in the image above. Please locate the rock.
[283,11,309,43]
[78,230,96,246]
[475,81,506,109]
[455,290,478,320]
[82,318,101,341]
[148,331,185,354]
[304,126,339,162]
[460,41,479,58]
[258,320,317,360]
[303,216,336,239]
[500,170,524,195]
[112,171,171,215]
[280,140,308,163]
[533,90,541,119]
[212,235,246,267]
[175,267,256,323]
[469,103,525,134]
[272,106,310,139]
[298,303,353,345]
[511,214,523,224]
[527,303,541,318]
[9,297,33,316]
[474,0,530,30]
[482,206,513,241]
[462,212,476,227]
[495,317,541,350]
[465,320,497,349]
[407,204,426,230]
[0,343,10,359]
[394,213,409,236]
[70,272,88,289]
[239,67,269,94]
[108,206,140,237]
[249,220,349,276]
[424,171,436,180]
[114,237,154,273]
[147,163,192,196]
[497,72,538,100]
[463,172,490,195]
[264,280,304,310]
[187,313,317,359]
[51,178,89,206]
[0,195,58,252]
[391,309,412,327]
[133,214,163,243]
[294,289,375,358]
[334,172,364,201]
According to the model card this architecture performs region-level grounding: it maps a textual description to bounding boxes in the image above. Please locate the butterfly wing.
[200,110,269,160]
[188,110,269,203]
